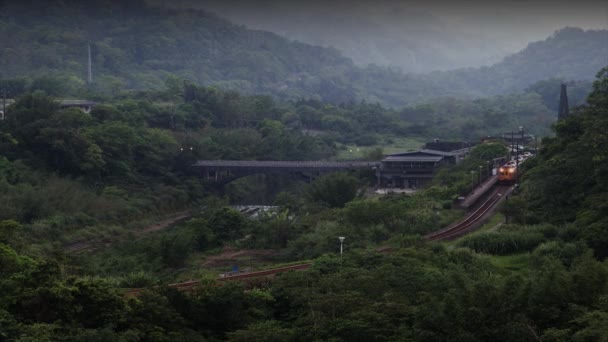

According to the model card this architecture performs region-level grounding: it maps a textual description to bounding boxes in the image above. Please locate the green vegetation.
[2,65,608,340]
[517,67,608,259]
[433,142,507,197]
[457,224,555,255]
[2,0,608,338]
[3,236,608,340]
[1,1,605,108]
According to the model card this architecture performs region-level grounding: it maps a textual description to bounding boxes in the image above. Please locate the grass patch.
[486,253,530,273]
[383,136,426,154]
[475,213,505,234]
[446,213,505,247]
[335,136,425,160]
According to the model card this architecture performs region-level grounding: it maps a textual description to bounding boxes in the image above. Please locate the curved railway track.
[124,185,513,296]
[124,263,311,297]
[424,185,512,241]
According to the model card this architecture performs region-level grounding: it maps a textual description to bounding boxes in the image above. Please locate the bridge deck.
[193,160,378,169]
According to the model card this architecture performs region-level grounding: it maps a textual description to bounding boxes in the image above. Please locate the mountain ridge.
[0,0,606,107]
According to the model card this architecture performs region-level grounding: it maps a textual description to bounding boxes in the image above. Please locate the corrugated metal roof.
[193,160,378,168]
[387,149,456,158]
[383,156,443,162]
[419,149,458,156]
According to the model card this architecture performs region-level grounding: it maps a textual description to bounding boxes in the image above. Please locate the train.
[497,164,517,184]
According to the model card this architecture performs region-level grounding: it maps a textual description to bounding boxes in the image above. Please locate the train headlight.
[509,169,515,174]
[499,168,504,172]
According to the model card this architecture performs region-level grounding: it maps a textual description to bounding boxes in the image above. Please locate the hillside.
[1,69,608,340]
[150,0,608,74]
[453,27,608,94]
[0,0,359,102]
[0,1,606,107]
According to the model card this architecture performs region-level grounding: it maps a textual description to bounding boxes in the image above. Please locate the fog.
[150,0,608,73]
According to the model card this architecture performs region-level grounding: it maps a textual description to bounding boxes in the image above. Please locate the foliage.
[520,66,608,258]
[0,2,605,108]
[306,172,360,208]
[456,224,553,255]
[432,142,506,198]
[0,5,607,338]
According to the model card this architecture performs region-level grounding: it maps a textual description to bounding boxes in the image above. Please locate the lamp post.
[338,236,345,257]
[470,171,476,192]
[479,165,483,183]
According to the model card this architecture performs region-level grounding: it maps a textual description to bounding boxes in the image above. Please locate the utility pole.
[470,171,476,192]
[516,126,523,184]
[1,83,6,121]
[510,131,514,161]
[558,83,569,120]
[505,195,509,224]
[87,42,93,85]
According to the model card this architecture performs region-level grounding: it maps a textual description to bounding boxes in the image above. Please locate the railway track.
[124,185,512,296]
[123,263,311,297]
[424,185,512,241]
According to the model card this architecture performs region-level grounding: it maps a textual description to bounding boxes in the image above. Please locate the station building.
[376,149,466,189]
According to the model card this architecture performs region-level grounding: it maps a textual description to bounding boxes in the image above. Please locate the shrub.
[457,230,546,255]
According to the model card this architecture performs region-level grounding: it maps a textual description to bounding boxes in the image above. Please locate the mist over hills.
[0,0,606,106]
[440,27,608,94]
[151,0,608,73]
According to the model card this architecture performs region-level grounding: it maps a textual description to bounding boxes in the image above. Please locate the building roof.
[386,149,456,158]
[383,155,444,162]
[419,149,458,156]
[193,160,377,168]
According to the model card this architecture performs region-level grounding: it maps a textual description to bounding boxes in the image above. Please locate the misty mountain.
[148,0,607,74]
[0,0,363,102]
[452,27,608,94]
[149,0,516,73]
[0,0,606,107]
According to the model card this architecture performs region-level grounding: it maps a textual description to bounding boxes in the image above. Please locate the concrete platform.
[457,175,498,210]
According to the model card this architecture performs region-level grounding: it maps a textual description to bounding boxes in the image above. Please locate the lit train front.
[498,165,517,184]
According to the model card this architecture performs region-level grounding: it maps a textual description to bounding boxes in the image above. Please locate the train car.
[498,165,517,184]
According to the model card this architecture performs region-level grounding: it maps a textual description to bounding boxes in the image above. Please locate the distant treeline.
[0,0,606,106]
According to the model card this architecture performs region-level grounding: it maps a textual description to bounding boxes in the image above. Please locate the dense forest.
[0,0,606,107]
[2,0,608,340]
[1,61,608,339]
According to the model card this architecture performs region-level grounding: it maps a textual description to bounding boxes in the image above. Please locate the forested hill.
[0,0,360,103]
[0,0,606,106]
[447,27,608,95]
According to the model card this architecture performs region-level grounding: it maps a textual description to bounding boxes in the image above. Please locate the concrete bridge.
[192,160,379,183]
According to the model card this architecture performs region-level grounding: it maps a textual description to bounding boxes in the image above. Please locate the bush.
[306,172,360,208]
[457,229,545,255]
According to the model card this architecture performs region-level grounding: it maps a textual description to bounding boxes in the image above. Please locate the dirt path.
[63,211,192,254]
[202,247,281,267]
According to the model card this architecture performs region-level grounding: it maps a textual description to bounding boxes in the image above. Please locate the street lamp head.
[338,236,345,242]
